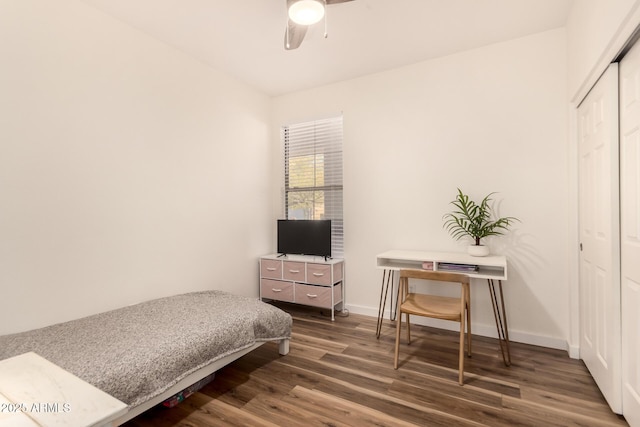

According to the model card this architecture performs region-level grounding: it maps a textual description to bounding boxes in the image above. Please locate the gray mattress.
[0,290,292,408]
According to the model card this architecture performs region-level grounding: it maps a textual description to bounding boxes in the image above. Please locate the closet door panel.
[578,63,622,414]
[620,39,640,427]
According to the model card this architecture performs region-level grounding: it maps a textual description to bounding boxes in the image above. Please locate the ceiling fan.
[285,0,355,50]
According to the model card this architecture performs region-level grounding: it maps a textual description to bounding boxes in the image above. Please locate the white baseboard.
[567,343,580,359]
[346,303,574,357]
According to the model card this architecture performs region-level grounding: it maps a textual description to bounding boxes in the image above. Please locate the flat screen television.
[277,219,332,259]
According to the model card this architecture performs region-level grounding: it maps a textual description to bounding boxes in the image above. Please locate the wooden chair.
[393,269,471,385]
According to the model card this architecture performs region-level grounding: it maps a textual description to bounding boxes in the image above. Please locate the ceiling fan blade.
[284,18,307,50]
[326,0,355,4]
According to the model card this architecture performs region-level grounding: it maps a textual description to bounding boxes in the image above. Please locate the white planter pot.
[467,245,489,257]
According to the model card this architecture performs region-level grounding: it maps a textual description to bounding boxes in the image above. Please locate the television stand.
[259,254,344,321]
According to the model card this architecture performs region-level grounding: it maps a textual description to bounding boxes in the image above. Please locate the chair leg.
[466,299,472,357]
[394,309,402,369]
[459,320,465,385]
[406,313,411,344]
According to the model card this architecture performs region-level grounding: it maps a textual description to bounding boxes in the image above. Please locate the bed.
[0,290,292,425]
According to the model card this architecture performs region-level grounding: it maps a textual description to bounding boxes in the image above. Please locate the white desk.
[0,352,127,427]
[376,250,511,366]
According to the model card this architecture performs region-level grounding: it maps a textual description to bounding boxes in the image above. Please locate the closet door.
[620,40,640,427]
[578,63,622,414]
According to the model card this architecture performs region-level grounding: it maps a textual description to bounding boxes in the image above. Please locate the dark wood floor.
[125,302,628,426]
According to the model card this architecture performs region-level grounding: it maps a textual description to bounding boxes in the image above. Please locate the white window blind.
[283,115,344,258]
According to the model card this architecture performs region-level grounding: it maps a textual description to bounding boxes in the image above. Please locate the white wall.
[0,0,273,335]
[272,29,569,349]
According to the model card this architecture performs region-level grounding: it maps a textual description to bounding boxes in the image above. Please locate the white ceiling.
[80,0,573,96]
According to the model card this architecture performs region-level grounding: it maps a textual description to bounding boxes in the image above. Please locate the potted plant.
[442,188,519,256]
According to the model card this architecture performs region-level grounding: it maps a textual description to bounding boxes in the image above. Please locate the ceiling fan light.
[288,0,325,26]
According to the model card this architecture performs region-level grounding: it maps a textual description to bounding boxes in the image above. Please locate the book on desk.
[436,262,480,273]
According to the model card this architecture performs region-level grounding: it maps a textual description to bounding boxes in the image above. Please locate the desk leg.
[389,271,396,321]
[487,279,511,366]
[376,269,395,339]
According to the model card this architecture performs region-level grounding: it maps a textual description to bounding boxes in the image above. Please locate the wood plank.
[195,397,280,427]
[502,394,626,427]
[283,385,421,427]
[244,391,353,427]
[517,387,626,425]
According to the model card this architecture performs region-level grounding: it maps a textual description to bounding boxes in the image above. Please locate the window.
[283,115,343,258]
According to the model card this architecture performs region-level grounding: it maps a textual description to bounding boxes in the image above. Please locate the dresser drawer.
[260,259,282,279]
[307,263,332,285]
[294,283,342,308]
[283,261,306,281]
[260,279,294,302]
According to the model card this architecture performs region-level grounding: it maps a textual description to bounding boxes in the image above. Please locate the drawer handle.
[289,269,300,273]
[266,267,277,271]
[271,288,282,292]
[306,294,318,298]
[312,273,324,277]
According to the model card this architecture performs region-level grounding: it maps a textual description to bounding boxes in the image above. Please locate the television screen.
[277,219,331,258]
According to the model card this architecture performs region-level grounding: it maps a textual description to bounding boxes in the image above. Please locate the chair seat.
[401,293,462,321]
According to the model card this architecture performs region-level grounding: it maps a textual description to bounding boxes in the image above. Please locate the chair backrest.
[399,269,470,285]
[398,269,470,304]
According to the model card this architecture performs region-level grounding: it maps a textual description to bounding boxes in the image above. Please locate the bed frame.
[114,338,289,425]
